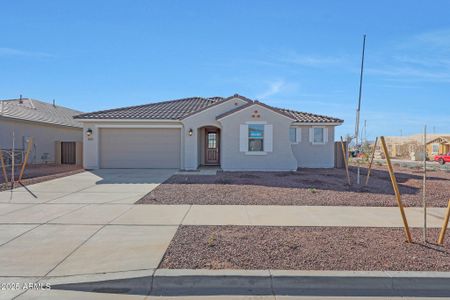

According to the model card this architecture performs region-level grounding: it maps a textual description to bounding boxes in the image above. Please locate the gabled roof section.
[426,136,450,145]
[216,101,295,121]
[74,96,226,120]
[216,101,343,124]
[180,94,252,119]
[0,98,83,128]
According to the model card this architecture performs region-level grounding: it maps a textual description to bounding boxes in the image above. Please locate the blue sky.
[1,1,449,140]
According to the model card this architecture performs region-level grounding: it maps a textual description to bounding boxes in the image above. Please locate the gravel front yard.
[137,165,450,207]
[160,226,450,271]
[0,164,84,191]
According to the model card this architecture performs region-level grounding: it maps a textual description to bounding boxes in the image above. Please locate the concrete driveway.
[0,169,181,299]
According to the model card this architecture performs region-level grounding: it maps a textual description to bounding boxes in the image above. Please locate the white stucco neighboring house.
[74,94,343,171]
[0,97,83,165]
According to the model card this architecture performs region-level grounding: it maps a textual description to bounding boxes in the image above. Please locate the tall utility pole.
[355,34,366,147]
[354,34,366,185]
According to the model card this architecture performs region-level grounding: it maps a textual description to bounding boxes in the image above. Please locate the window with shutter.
[248,124,264,151]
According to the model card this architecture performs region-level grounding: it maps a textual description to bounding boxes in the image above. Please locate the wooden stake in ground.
[437,199,450,245]
[422,125,427,242]
[380,136,412,243]
[18,138,32,182]
[365,136,378,186]
[11,131,15,190]
[0,149,8,184]
[340,136,351,186]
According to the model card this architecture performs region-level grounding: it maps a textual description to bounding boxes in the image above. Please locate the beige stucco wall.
[0,117,82,164]
[181,97,249,170]
[291,125,336,168]
[219,104,298,171]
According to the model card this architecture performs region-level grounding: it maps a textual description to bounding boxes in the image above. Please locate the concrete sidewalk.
[0,203,446,227]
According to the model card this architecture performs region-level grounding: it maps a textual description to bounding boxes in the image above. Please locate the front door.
[205,129,219,165]
[61,142,76,164]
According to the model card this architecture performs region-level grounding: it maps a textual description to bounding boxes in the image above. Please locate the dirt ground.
[160,225,450,271]
[137,165,450,207]
[0,164,84,191]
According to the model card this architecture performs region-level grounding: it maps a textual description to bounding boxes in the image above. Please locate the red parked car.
[434,152,450,165]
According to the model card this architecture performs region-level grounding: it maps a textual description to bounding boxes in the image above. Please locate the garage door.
[99,128,181,168]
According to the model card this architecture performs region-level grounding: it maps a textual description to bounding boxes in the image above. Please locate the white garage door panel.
[100,128,180,168]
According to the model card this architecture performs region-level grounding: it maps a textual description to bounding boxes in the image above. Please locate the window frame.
[289,127,301,144]
[312,126,326,145]
[432,143,439,154]
[247,123,265,152]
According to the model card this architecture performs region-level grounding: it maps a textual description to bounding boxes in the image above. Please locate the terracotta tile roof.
[278,108,344,124]
[0,98,83,128]
[74,96,225,120]
[74,94,343,124]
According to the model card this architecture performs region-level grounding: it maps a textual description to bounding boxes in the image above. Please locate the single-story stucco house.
[0,97,83,165]
[74,94,343,171]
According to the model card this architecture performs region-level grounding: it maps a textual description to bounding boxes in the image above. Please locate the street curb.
[152,269,450,296]
[152,269,272,295]
[47,269,450,296]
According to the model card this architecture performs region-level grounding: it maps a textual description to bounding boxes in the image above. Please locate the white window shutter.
[296,127,302,142]
[239,124,248,152]
[324,128,328,143]
[264,124,273,152]
[309,128,314,143]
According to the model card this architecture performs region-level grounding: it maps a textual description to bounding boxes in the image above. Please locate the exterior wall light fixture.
[86,128,93,137]
[188,129,193,136]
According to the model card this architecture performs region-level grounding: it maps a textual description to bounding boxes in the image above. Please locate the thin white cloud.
[0,47,52,58]
[366,66,450,82]
[413,29,450,49]
[256,80,287,99]
[368,29,450,83]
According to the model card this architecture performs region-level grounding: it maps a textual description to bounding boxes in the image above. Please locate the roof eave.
[0,115,83,129]
[291,121,344,126]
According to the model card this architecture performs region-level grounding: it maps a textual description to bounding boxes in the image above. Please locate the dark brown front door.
[61,142,76,164]
[205,130,219,165]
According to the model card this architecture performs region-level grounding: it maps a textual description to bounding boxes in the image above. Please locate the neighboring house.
[427,136,450,159]
[74,94,343,171]
[382,134,449,161]
[0,97,83,165]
